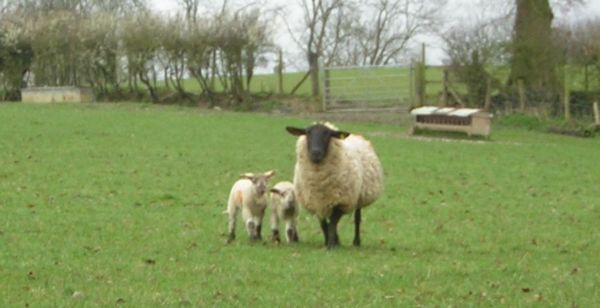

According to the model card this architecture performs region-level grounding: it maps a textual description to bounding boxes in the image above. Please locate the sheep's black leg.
[320,219,328,245]
[353,208,361,247]
[327,207,343,249]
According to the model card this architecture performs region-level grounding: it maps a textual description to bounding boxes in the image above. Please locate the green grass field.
[1,103,598,306]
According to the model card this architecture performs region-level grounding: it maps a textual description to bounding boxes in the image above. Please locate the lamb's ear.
[239,173,255,180]
[264,170,276,178]
[270,188,281,195]
[332,130,350,139]
[286,126,306,136]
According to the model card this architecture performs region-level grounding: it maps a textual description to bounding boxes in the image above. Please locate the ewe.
[286,123,383,249]
[225,170,276,243]
[269,181,300,243]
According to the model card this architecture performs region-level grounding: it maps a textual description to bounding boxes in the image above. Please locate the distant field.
[1,103,598,306]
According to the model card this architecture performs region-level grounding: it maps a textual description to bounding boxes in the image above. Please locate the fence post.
[421,43,426,67]
[484,78,492,112]
[320,59,327,111]
[323,67,330,111]
[564,72,571,122]
[593,101,599,128]
[420,44,427,106]
[415,62,425,106]
[517,79,526,112]
[409,62,415,106]
[277,48,284,95]
[441,68,449,106]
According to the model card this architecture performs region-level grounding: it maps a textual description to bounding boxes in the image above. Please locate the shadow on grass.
[410,128,491,142]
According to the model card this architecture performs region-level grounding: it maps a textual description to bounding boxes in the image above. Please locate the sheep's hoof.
[226,234,235,244]
[353,238,361,247]
[326,244,338,250]
[326,241,340,250]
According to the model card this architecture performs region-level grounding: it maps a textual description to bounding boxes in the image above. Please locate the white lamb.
[286,122,384,249]
[269,181,300,243]
[225,170,276,243]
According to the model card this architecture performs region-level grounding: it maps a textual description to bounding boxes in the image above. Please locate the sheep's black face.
[306,124,334,163]
[286,124,350,164]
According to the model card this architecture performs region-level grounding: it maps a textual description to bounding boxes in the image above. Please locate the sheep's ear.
[332,130,350,139]
[264,170,276,178]
[270,188,281,195]
[286,126,306,136]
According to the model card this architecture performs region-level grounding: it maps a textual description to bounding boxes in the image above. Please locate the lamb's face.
[253,176,268,196]
[241,170,276,197]
[286,123,350,164]
[272,188,295,209]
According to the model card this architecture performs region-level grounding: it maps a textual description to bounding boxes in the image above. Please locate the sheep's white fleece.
[293,133,384,219]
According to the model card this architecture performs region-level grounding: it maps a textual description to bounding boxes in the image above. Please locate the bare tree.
[348,0,445,66]
[159,14,193,101]
[296,0,344,97]
[444,19,510,107]
[556,18,600,91]
[121,12,162,102]
[0,12,33,100]
[179,0,200,24]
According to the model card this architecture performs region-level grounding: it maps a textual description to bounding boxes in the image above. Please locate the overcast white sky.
[149,0,600,69]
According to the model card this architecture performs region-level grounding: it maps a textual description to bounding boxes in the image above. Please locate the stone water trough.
[21,86,94,103]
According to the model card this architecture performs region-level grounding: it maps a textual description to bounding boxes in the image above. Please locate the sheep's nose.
[310,150,325,163]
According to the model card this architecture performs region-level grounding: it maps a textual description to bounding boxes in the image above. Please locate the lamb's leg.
[289,218,299,243]
[285,219,298,243]
[353,208,361,247]
[247,220,258,241]
[327,207,343,249]
[320,219,328,245]
[257,222,263,240]
[270,209,281,243]
[227,207,237,243]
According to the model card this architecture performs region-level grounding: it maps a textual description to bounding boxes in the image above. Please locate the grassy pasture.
[0,103,598,306]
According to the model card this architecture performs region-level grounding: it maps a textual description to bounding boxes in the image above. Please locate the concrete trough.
[21,86,94,103]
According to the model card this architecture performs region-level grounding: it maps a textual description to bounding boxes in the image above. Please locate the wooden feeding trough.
[410,106,492,137]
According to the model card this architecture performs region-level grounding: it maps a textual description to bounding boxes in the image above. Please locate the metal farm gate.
[321,64,413,111]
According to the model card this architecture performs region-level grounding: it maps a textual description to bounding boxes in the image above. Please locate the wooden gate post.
[319,59,328,111]
[441,68,449,106]
[518,79,526,112]
[322,66,330,111]
[277,48,284,95]
[593,101,600,128]
[484,78,492,112]
[564,75,571,122]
